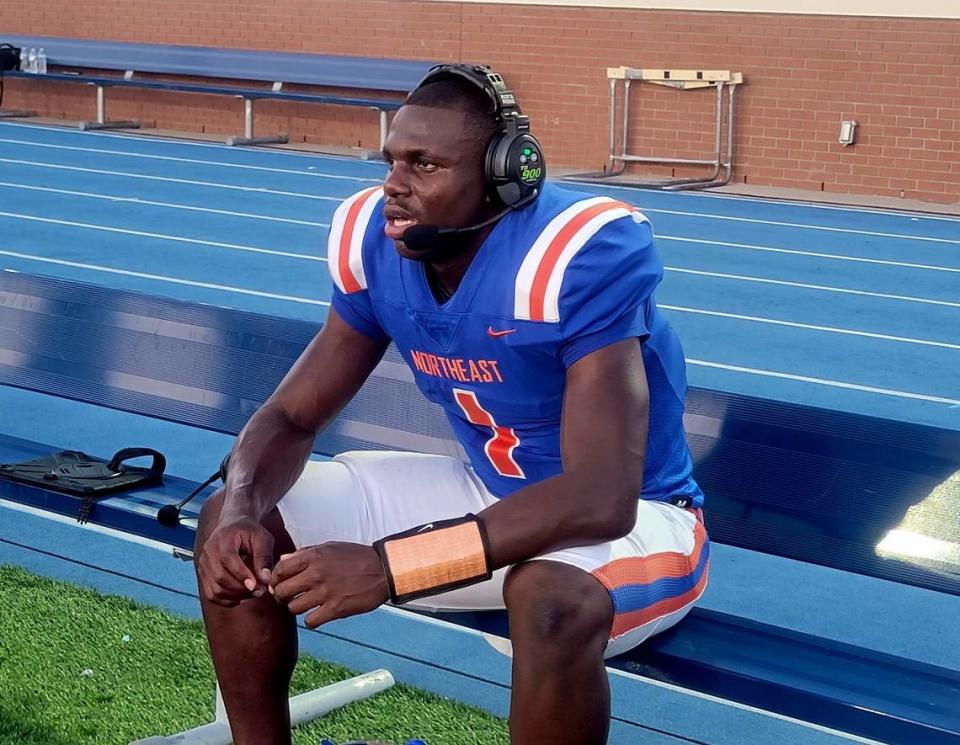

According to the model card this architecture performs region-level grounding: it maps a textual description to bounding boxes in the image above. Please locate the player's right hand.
[196,515,275,607]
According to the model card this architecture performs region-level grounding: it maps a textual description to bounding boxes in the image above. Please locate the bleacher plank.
[6,72,408,109]
[418,607,960,745]
[0,35,435,91]
[0,34,437,146]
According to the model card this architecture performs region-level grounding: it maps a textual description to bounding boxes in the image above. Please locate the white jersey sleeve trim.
[514,197,648,323]
[327,186,383,294]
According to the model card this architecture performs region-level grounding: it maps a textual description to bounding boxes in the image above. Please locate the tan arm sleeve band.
[373,514,492,605]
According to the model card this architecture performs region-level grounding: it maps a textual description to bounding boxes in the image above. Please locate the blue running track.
[1,121,957,431]
[1,122,958,745]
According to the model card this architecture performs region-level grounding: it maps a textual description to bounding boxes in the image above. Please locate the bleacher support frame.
[0,36,431,151]
[565,67,744,191]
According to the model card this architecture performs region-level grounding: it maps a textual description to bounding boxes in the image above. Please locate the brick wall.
[3,2,958,203]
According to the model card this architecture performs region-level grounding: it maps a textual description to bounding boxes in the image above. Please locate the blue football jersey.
[328,182,703,506]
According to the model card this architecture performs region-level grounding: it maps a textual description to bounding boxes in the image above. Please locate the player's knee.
[194,489,294,560]
[504,561,613,649]
[194,488,226,547]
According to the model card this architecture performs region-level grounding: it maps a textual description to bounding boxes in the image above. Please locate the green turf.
[0,564,508,745]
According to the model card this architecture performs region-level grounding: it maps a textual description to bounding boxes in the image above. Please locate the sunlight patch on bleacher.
[877,469,960,575]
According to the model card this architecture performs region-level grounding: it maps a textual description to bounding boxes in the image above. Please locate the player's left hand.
[269,542,389,628]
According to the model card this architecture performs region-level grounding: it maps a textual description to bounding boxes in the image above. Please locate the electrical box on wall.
[839,120,858,147]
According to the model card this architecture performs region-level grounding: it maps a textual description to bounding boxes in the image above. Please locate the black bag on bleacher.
[0,43,21,72]
[0,448,166,523]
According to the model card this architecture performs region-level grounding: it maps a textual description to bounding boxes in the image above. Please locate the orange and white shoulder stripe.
[327,186,383,294]
[514,197,649,323]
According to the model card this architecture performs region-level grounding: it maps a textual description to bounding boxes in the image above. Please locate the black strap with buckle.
[0,448,166,523]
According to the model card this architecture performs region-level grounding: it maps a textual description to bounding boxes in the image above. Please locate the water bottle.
[36,48,47,74]
[26,47,37,73]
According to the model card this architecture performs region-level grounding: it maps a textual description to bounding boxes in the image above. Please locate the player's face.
[382,104,487,256]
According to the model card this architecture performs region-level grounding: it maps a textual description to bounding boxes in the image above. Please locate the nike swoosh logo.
[487,327,517,338]
[417,523,434,533]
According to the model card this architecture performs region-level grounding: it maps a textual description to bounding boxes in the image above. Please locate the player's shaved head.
[403,78,500,155]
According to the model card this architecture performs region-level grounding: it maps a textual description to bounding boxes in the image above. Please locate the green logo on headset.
[520,165,542,184]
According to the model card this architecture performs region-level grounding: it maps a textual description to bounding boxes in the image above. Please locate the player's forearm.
[478,340,650,569]
[478,467,643,570]
[220,402,317,521]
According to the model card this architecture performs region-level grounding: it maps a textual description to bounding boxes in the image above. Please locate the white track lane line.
[0,137,382,182]
[641,207,960,245]
[687,359,960,406]
[686,189,960,222]
[659,235,960,273]
[0,158,343,201]
[0,212,325,261]
[665,267,960,309]
[660,305,960,351]
[0,182,329,227]
[0,121,389,164]
[0,254,330,305]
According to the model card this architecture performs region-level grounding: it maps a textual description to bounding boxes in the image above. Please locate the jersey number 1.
[453,389,526,479]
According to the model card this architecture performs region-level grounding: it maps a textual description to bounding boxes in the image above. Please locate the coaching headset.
[400,63,546,256]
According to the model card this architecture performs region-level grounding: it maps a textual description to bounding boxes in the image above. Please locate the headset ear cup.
[516,133,546,195]
[484,131,508,203]
[485,132,545,207]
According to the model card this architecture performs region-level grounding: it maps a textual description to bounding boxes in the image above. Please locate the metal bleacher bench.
[0,35,436,147]
[2,271,959,744]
